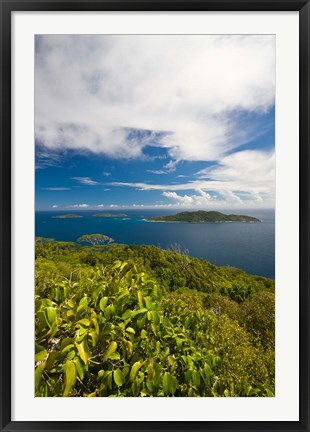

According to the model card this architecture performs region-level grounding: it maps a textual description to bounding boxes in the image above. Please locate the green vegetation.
[77,234,114,245]
[147,210,260,223]
[93,213,128,217]
[52,214,83,219]
[35,239,274,397]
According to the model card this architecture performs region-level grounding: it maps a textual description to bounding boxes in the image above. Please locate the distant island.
[93,212,128,218]
[147,210,260,223]
[77,233,114,245]
[52,214,83,219]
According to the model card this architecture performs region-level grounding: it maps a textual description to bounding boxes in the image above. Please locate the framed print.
[1,1,309,431]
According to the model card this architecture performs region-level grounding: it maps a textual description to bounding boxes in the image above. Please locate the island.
[146,210,260,223]
[93,212,128,218]
[52,214,83,219]
[77,233,114,245]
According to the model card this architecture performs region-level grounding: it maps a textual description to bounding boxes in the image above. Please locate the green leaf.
[137,291,143,307]
[102,341,117,363]
[144,296,153,310]
[109,352,121,360]
[106,371,113,389]
[35,342,45,353]
[151,311,160,325]
[125,327,135,334]
[75,339,89,365]
[41,299,56,307]
[265,388,274,397]
[99,297,109,312]
[124,340,133,359]
[79,297,88,307]
[63,360,76,397]
[132,308,148,317]
[130,361,143,382]
[114,369,125,386]
[116,288,130,301]
[60,337,73,350]
[35,349,47,363]
[73,357,84,380]
[122,309,133,320]
[203,363,212,380]
[97,370,105,380]
[45,351,60,372]
[90,330,99,347]
[112,260,122,269]
[67,299,75,309]
[146,359,155,380]
[45,307,57,328]
[120,261,128,272]
[192,370,201,388]
[65,350,76,361]
[141,329,148,339]
[37,311,48,326]
[85,391,97,397]
[162,372,173,395]
[104,305,115,319]
[62,344,75,353]
[75,318,90,327]
[136,313,147,329]
[35,362,46,391]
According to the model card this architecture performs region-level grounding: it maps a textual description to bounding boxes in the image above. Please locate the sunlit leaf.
[35,349,47,363]
[130,361,143,382]
[99,297,109,312]
[102,341,117,363]
[63,360,76,397]
[75,339,89,365]
[114,369,125,386]
[35,362,46,391]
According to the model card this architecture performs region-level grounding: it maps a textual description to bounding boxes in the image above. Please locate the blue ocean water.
[35,209,275,279]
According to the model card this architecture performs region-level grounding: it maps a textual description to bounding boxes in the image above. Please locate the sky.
[35,35,275,211]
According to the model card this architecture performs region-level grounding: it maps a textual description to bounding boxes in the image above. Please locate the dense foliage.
[35,239,274,397]
[147,210,260,223]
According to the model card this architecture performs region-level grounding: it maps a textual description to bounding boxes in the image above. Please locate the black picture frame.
[1,1,309,431]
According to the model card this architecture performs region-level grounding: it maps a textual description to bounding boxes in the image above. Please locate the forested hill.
[147,210,260,223]
[35,239,274,398]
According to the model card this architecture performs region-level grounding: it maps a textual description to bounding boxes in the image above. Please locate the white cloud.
[72,177,100,186]
[163,189,213,207]
[197,149,275,187]
[52,204,58,208]
[43,187,71,191]
[110,150,275,208]
[146,170,168,175]
[36,35,275,163]
[68,203,89,208]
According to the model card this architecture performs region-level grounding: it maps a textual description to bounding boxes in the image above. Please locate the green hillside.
[147,210,260,223]
[35,239,274,397]
[52,214,83,219]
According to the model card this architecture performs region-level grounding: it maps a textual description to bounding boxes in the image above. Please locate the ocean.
[35,209,275,279]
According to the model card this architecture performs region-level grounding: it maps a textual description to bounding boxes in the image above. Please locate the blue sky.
[35,35,275,211]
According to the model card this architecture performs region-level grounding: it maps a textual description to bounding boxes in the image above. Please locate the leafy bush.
[35,240,275,397]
